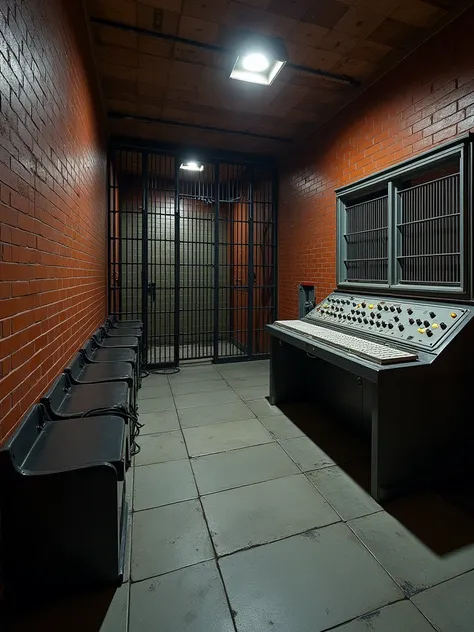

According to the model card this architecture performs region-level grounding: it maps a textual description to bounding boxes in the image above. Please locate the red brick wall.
[0,0,107,441]
[278,8,474,319]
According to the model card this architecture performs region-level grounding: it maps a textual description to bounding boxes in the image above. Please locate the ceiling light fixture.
[180,161,204,172]
[241,53,270,73]
[230,34,288,86]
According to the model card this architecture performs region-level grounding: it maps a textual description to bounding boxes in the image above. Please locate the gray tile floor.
[11,360,474,631]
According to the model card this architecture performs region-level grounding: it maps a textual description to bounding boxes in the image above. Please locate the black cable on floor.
[142,367,180,378]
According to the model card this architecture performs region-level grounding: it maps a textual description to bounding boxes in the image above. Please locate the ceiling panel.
[87,0,474,154]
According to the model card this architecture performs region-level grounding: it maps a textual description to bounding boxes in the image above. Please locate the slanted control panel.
[306,293,468,351]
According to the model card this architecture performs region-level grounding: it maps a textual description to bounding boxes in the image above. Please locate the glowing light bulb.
[241,53,270,73]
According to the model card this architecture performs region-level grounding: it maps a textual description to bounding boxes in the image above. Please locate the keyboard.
[274,320,418,365]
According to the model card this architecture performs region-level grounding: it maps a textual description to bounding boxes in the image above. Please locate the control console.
[306,292,468,351]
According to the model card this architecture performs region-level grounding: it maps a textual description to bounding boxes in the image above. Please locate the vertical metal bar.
[213,162,220,361]
[388,182,395,287]
[141,152,149,368]
[272,165,278,322]
[174,158,180,366]
[107,149,112,316]
[248,167,254,358]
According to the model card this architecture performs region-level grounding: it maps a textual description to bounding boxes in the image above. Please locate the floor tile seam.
[178,414,258,430]
[191,470,308,499]
[133,492,200,514]
[134,454,189,468]
[186,437,278,459]
[215,517,344,560]
[408,596,448,631]
[219,371,268,397]
[276,440,334,476]
[186,437,240,632]
[140,427,181,436]
[407,565,474,599]
[344,517,430,598]
[314,596,414,632]
[169,384,230,397]
[301,471,385,523]
[127,474,135,632]
[174,395,243,411]
[129,552,216,585]
[138,391,173,400]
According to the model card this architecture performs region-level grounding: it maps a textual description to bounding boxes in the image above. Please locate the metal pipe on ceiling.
[108,111,292,142]
[90,17,359,87]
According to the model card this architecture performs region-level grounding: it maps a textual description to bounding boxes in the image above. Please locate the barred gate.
[108,147,277,368]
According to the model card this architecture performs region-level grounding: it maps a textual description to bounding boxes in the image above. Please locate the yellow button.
[418,328,425,334]
[323,303,329,308]
[369,304,374,309]
[357,304,361,308]
[451,312,457,318]
[432,323,439,329]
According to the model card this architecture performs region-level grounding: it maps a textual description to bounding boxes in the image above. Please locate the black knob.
[440,322,447,330]
[363,318,368,324]
[382,322,387,328]
[394,316,399,322]
[429,311,436,318]
[416,319,422,326]
[407,308,413,315]
[377,305,382,310]
[390,306,395,312]
[358,317,362,323]
[398,324,404,331]
[409,318,415,325]
[426,329,433,338]
[388,323,394,329]
[376,322,381,327]
[356,310,360,315]
[353,316,357,321]
[369,320,374,325]
[396,306,402,313]
[351,309,355,314]
[424,320,430,327]
[353,302,356,307]
[377,313,382,319]
[384,306,389,311]
[370,312,375,318]
[361,311,366,316]
[361,303,366,308]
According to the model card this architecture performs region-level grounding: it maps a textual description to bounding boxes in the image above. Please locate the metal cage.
[108,146,277,368]
[336,135,472,298]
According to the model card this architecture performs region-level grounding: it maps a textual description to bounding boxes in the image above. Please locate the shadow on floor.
[279,400,474,556]
[1,586,118,632]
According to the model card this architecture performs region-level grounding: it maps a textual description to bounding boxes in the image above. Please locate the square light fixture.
[230,34,288,86]
[180,161,204,172]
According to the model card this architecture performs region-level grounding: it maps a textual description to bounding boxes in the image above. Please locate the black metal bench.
[102,320,142,344]
[92,328,142,378]
[109,314,143,329]
[40,373,136,463]
[65,352,137,411]
[0,404,127,602]
[80,338,140,390]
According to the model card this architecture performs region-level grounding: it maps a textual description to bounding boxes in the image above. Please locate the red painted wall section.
[0,0,107,441]
[278,7,474,320]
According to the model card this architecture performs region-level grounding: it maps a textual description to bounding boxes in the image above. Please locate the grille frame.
[336,134,472,299]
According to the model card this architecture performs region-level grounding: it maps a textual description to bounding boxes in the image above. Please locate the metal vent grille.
[397,173,460,286]
[344,194,388,283]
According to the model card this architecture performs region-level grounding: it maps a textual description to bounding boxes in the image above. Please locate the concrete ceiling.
[87,0,473,155]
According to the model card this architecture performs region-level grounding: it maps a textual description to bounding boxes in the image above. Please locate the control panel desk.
[267,292,474,502]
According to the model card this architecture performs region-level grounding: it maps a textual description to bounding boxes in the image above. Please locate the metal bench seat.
[0,404,128,601]
[65,353,137,410]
